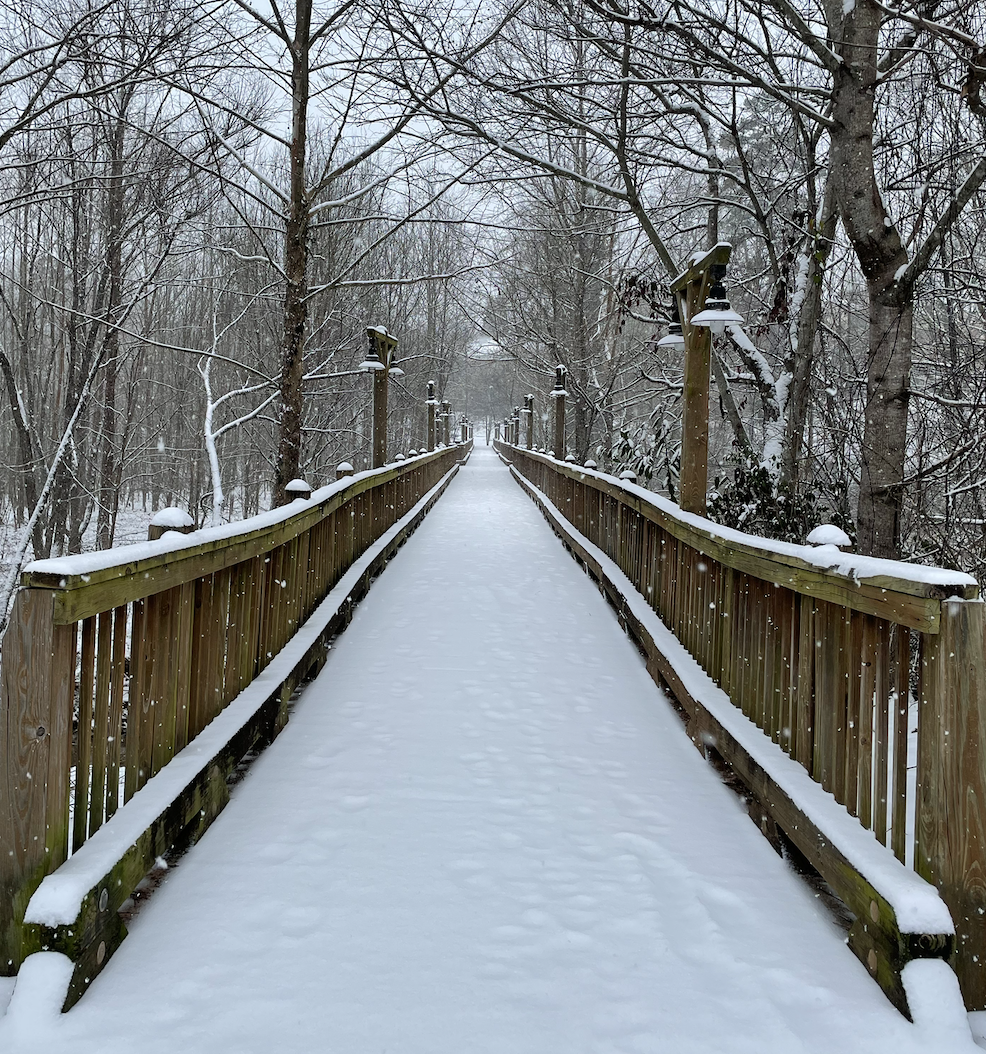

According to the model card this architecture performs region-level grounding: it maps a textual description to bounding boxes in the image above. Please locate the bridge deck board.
[4,446,971,1053]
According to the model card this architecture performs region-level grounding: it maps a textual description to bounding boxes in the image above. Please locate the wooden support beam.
[676,244,732,517]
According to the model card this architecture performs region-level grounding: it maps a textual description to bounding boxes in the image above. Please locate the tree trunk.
[827,0,913,557]
[781,177,837,490]
[274,0,311,504]
[96,117,126,549]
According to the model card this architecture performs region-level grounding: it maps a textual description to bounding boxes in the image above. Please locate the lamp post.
[671,245,743,516]
[523,394,534,449]
[551,364,567,459]
[441,400,451,446]
[426,381,438,451]
[360,325,401,469]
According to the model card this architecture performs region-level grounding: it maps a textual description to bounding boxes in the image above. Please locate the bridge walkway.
[4,445,972,1053]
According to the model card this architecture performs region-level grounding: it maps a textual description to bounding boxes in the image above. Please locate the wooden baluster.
[73,617,96,852]
[719,566,735,697]
[845,611,864,817]
[794,595,815,773]
[148,588,178,780]
[89,611,113,836]
[210,570,232,716]
[857,615,878,830]
[777,587,791,744]
[738,575,754,720]
[188,576,215,739]
[224,562,249,702]
[106,605,127,820]
[765,585,782,742]
[873,622,891,845]
[891,625,910,863]
[173,581,195,754]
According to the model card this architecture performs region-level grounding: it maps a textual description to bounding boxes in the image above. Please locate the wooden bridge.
[1,436,985,1048]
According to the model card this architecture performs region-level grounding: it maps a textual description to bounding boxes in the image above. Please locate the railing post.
[147,507,195,541]
[917,598,986,1008]
[1,589,76,970]
[362,326,398,469]
[336,461,354,480]
[551,364,567,458]
[524,394,534,449]
[442,401,451,447]
[673,243,733,517]
[427,381,437,452]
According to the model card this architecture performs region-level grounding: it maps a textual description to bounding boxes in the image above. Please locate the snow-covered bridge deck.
[1,446,977,1052]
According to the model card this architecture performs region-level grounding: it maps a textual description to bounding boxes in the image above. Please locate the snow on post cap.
[619,470,638,482]
[150,507,194,529]
[584,459,598,469]
[807,524,852,549]
[285,478,311,498]
[368,324,391,336]
[564,453,577,462]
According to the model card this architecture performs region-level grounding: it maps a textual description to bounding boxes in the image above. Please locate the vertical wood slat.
[173,581,196,754]
[73,617,96,852]
[891,626,910,863]
[795,595,815,773]
[123,599,146,803]
[187,576,215,741]
[106,605,127,821]
[845,611,863,817]
[88,612,113,837]
[873,625,891,846]
[857,615,878,829]
[149,588,180,779]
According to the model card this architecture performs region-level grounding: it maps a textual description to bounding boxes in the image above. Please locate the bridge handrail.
[0,443,469,992]
[497,441,986,1010]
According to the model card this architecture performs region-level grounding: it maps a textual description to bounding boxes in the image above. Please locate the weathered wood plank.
[891,627,910,864]
[0,590,75,969]
[73,618,96,852]
[105,605,127,822]
[857,615,877,830]
[89,611,113,837]
[916,600,986,1007]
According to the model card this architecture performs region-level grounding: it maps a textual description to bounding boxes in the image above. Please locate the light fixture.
[657,296,686,352]
[359,350,385,371]
[690,264,744,335]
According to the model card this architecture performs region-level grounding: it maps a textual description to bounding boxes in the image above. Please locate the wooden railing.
[496,440,986,1012]
[0,443,469,996]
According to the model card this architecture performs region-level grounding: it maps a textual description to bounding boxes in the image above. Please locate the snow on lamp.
[656,297,686,353]
[690,265,744,335]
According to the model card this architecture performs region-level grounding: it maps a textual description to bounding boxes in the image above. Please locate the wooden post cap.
[336,462,355,479]
[284,478,312,501]
[148,507,195,541]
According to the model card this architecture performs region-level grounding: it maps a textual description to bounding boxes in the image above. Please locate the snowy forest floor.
[0,445,979,1053]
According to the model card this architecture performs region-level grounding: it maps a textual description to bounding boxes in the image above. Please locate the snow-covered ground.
[1,445,977,1052]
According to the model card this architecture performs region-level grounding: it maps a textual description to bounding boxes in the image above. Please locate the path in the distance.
[5,445,971,1054]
